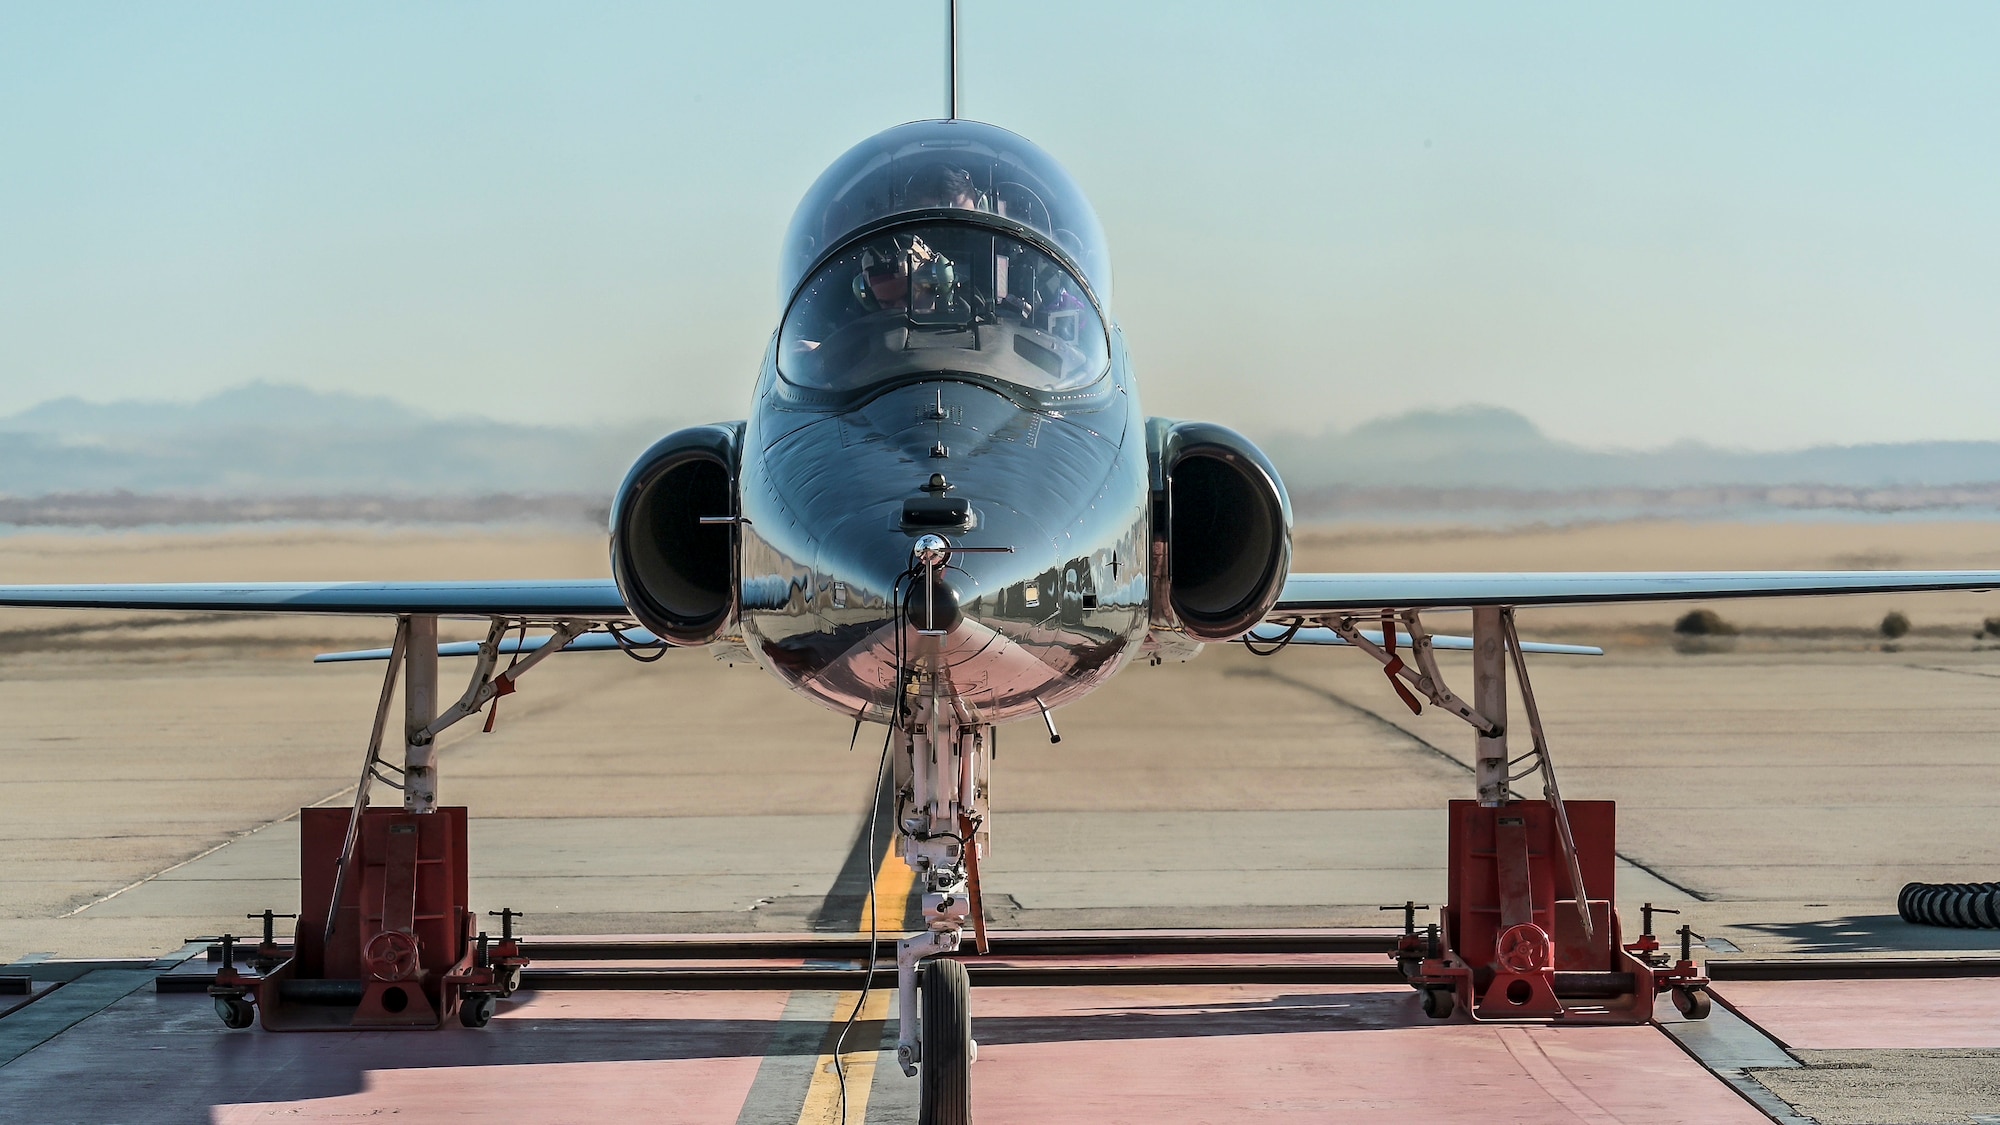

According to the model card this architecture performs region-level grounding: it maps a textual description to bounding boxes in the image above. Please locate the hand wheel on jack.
[362,930,421,982]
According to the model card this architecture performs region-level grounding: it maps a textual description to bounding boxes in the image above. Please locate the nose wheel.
[918,958,973,1125]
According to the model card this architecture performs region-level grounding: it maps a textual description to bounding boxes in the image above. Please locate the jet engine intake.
[609,423,743,646]
[1149,420,1293,642]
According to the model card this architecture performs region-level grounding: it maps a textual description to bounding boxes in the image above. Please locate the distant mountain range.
[6,386,2000,523]
[0,383,676,499]
[1260,406,2000,491]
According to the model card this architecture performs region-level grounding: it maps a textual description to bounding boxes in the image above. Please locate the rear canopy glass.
[779,119,1112,312]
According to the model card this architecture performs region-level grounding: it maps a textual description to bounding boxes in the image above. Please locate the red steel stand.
[1393,800,1708,1022]
[209,806,525,1031]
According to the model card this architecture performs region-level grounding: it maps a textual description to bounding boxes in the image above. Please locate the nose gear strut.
[890,673,992,1124]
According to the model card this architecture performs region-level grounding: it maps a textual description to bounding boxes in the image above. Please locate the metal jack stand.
[1332,607,1710,1022]
[209,616,585,1031]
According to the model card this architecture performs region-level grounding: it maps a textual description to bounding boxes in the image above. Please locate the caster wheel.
[918,958,972,1125]
[459,994,498,1029]
[1671,986,1712,1020]
[1420,987,1456,1020]
[214,996,255,1029]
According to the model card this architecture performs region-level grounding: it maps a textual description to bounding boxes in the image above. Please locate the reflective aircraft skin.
[738,356,1151,724]
[696,119,1157,725]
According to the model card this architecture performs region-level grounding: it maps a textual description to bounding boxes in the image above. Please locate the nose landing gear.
[892,686,990,1123]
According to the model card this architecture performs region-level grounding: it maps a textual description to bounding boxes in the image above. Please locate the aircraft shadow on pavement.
[0,998,802,1115]
[970,989,1424,1047]
[1732,914,2000,955]
[3,988,1430,1119]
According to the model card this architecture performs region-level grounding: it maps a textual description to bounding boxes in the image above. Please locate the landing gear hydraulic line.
[1333,606,1711,1022]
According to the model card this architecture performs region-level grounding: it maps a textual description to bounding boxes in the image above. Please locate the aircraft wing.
[1273,570,2000,616]
[0,579,630,618]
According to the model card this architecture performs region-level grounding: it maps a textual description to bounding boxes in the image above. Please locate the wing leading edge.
[0,580,629,618]
[1274,570,2000,616]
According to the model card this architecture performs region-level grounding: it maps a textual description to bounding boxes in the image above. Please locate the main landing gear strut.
[1330,606,1712,1022]
[892,680,991,1125]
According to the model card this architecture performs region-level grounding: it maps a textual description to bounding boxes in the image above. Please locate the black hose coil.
[1899,881,2000,929]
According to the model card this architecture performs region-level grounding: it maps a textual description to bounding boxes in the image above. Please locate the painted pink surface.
[971,985,1767,1125]
[212,1058,764,1124]
[1716,978,2000,1050]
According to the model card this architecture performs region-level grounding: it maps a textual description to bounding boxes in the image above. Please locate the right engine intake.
[1148,419,1293,642]
[609,423,743,646]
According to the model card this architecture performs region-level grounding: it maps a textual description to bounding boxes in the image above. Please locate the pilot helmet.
[908,163,985,212]
[852,244,910,308]
[904,235,955,313]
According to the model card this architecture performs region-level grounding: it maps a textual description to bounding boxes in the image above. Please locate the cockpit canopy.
[778,222,1109,395]
[778,119,1113,312]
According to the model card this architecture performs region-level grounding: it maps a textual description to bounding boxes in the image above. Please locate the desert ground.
[8,519,2000,1124]
[3,518,1999,964]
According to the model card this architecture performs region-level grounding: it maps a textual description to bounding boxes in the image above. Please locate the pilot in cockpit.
[851,244,909,312]
[852,234,957,317]
[907,163,987,213]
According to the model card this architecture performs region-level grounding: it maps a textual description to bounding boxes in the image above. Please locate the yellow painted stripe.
[867,830,915,935]
[796,986,893,1124]
[796,833,912,1124]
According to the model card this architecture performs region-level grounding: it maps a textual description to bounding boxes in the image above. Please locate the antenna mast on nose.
[947,0,959,120]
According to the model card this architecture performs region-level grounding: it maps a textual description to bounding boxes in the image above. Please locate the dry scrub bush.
[1674,609,1735,636]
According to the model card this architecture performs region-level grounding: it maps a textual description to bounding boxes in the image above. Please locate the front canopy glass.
[778,222,1109,395]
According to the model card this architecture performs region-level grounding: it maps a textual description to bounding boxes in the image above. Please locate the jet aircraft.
[8,114,2000,1124]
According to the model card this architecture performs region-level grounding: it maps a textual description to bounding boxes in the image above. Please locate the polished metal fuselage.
[735,332,1151,725]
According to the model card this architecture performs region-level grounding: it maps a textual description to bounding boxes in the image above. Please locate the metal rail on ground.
[147,930,2000,994]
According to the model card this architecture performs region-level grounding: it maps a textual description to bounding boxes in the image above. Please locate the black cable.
[832,561,922,1123]
[832,717,896,1124]
[1242,617,1304,657]
[605,622,669,663]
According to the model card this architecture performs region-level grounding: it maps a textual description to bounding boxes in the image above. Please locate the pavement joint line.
[1237,665,1713,901]
[1908,664,2000,682]
[58,813,297,917]
[50,713,505,921]
[0,968,158,1070]
[49,656,617,922]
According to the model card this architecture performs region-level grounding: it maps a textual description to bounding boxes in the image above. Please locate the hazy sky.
[3,2,1996,449]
